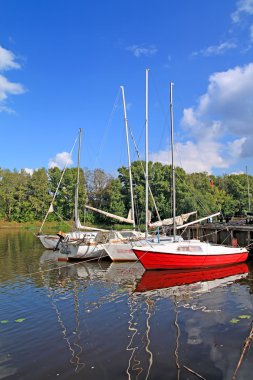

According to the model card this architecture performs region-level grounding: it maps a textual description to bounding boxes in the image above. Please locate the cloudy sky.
[1,0,253,175]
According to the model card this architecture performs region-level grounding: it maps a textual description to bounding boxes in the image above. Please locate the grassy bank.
[0,220,139,232]
[0,220,74,232]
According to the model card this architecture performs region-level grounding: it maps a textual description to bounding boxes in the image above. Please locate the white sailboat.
[37,129,98,250]
[103,74,194,261]
[102,82,150,261]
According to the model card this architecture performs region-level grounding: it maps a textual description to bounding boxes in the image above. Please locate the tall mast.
[120,86,135,229]
[170,82,176,239]
[246,166,251,212]
[145,69,149,239]
[74,128,82,227]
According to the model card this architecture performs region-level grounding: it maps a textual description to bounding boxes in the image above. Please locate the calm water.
[0,229,253,380]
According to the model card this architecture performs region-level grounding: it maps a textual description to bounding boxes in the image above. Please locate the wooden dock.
[168,218,253,255]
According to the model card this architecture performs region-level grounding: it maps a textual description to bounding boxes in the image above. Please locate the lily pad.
[230,318,240,324]
[238,315,251,319]
[0,320,9,324]
[15,318,26,323]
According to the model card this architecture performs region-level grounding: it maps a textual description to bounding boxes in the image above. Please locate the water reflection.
[1,230,253,380]
[38,252,253,379]
[132,263,251,380]
[135,264,249,297]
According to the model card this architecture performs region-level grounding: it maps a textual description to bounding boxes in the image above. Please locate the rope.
[128,123,162,225]
[92,88,121,169]
[18,255,106,280]
[39,134,79,233]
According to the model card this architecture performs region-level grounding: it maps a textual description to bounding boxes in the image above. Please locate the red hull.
[133,249,248,270]
[135,263,249,292]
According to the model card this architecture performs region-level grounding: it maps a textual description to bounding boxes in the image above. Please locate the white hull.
[59,241,108,261]
[38,235,61,250]
[38,231,97,250]
[103,235,184,262]
[103,242,137,261]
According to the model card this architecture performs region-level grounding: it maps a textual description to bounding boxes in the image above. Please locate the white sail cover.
[149,211,197,228]
[85,205,134,224]
[176,212,220,230]
[48,204,54,213]
[75,217,108,232]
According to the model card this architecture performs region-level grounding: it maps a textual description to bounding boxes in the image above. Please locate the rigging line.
[150,71,167,116]
[148,70,170,151]
[134,115,146,149]
[128,123,162,224]
[176,172,213,216]
[179,222,245,247]
[39,133,79,233]
[52,210,74,225]
[92,88,121,169]
[177,175,209,215]
[18,255,106,279]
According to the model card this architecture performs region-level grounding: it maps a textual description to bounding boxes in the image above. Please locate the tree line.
[0,161,252,225]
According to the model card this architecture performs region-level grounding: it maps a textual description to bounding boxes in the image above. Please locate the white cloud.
[227,137,247,157]
[0,45,24,113]
[230,170,245,174]
[0,74,24,101]
[0,45,20,71]
[48,152,73,169]
[231,0,253,23]
[151,62,253,173]
[126,44,157,58]
[23,168,34,175]
[183,62,253,137]
[192,41,237,57]
[150,139,229,174]
[250,24,253,41]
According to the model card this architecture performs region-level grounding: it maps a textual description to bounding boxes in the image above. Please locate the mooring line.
[17,256,104,279]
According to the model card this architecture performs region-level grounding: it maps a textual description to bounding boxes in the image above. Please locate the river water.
[0,229,253,380]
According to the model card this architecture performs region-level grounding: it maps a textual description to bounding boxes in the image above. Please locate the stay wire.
[92,88,121,169]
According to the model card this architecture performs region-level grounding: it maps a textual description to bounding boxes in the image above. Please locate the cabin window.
[177,246,202,252]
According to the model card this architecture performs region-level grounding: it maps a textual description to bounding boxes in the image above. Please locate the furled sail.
[176,212,220,230]
[75,217,108,232]
[148,211,197,228]
[85,205,134,224]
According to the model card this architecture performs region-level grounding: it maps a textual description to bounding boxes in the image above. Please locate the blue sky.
[1,0,253,176]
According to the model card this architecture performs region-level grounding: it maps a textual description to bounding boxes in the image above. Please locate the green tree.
[29,168,51,221]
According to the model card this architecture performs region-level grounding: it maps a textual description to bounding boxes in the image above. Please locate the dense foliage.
[0,162,252,226]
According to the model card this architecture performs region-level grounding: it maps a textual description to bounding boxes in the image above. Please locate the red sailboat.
[132,240,248,270]
[133,82,248,270]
